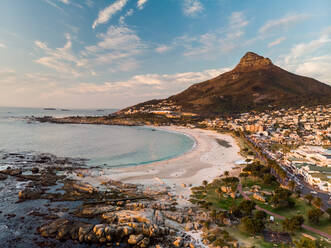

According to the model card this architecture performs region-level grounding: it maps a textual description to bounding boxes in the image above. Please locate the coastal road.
[242,134,330,210]
[238,183,331,240]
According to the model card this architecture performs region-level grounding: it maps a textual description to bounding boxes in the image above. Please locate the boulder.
[71,182,95,194]
[79,205,116,217]
[185,222,193,231]
[18,188,43,201]
[154,210,164,225]
[173,237,183,247]
[38,219,69,238]
[0,174,7,181]
[128,234,144,245]
[138,237,150,247]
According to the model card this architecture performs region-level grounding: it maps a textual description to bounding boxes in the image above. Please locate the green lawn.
[242,177,278,191]
[253,197,331,235]
[241,175,331,235]
[190,179,243,210]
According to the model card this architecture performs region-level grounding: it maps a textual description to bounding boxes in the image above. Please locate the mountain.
[126,52,331,116]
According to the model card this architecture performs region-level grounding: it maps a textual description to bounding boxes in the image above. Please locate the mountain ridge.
[123,52,331,116]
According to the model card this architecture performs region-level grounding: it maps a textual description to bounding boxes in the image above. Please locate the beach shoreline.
[82,126,244,205]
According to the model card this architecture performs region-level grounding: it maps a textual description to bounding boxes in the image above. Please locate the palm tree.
[312,197,323,209]
[288,180,296,191]
[217,211,227,224]
[215,188,222,200]
[202,180,208,192]
[304,194,313,205]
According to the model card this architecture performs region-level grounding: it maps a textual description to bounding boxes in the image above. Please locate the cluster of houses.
[122,100,197,118]
[199,105,331,192]
[123,102,331,192]
[285,146,331,192]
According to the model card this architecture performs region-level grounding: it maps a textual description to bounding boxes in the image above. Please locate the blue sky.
[0,0,330,108]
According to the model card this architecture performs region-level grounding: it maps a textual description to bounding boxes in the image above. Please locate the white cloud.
[259,13,308,33]
[280,28,331,84]
[285,35,331,64]
[84,25,145,71]
[137,0,148,10]
[34,24,145,77]
[34,34,84,77]
[42,0,64,12]
[268,37,286,48]
[294,55,331,83]
[119,9,134,25]
[59,0,69,4]
[155,45,172,53]
[183,0,203,17]
[0,42,6,48]
[85,0,94,7]
[180,11,249,57]
[66,67,231,101]
[92,0,128,29]
[0,65,230,108]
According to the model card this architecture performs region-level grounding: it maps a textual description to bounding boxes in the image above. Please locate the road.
[241,133,330,210]
[238,183,331,240]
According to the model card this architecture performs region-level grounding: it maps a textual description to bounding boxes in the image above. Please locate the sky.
[0,0,330,109]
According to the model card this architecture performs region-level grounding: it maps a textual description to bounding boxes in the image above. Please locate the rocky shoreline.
[0,151,208,247]
[31,116,146,126]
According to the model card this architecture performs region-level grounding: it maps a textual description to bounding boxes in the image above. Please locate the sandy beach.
[95,126,244,204]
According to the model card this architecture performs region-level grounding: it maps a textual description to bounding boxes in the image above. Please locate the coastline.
[81,126,244,206]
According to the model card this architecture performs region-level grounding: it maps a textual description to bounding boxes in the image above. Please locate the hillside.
[123,52,331,116]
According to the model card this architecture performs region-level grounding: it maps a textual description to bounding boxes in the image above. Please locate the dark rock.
[0,174,7,180]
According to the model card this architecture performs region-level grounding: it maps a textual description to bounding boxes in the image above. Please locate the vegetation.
[282,215,304,233]
[270,187,295,209]
[326,208,331,221]
[241,216,265,235]
[307,209,324,224]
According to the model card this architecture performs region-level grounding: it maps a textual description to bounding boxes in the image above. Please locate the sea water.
[0,107,194,167]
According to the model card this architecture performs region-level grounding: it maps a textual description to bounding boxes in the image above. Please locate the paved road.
[241,134,330,210]
[238,183,331,240]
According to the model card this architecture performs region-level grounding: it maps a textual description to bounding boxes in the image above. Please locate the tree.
[254,210,267,220]
[263,174,274,185]
[217,211,227,224]
[239,172,249,178]
[202,180,208,192]
[326,208,331,221]
[230,205,242,218]
[308,209,324,224]
[270,187,294,208]
[312,197,322,209]
[215,188,222,200]
[288,180,296,191]
[239,200,256,216]
[295,189,302,198]
[241,216,265,235]
[304,194,314,205]
[210,209,217,222]
[224,171,229,177]
[282,215,304,232]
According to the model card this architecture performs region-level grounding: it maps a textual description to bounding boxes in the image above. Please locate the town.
[123,103,331,194]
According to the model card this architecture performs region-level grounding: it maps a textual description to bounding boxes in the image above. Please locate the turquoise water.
[0,107,194,167]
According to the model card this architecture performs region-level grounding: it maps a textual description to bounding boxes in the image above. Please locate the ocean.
[0,107,194,167]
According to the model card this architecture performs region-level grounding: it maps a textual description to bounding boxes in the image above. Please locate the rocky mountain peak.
[235,52,272,70]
